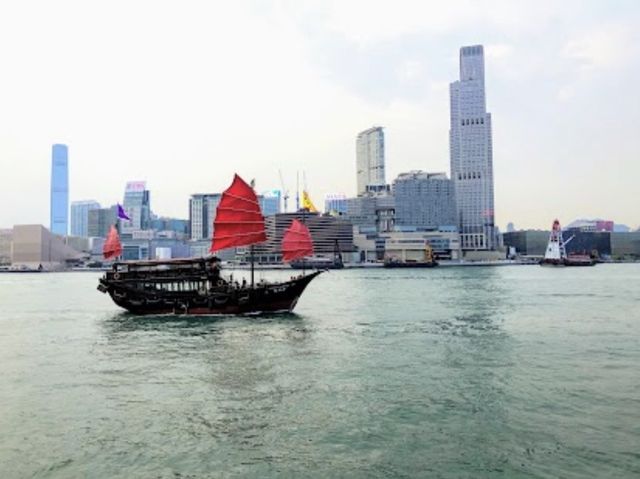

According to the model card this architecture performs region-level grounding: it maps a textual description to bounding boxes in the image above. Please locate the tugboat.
[97,174,322,315]
[383,244,439,268]
[540,219,595,267]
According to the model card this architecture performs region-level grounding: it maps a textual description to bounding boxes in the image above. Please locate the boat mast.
[302,201,307,276]
[250,245,255,287]
[209,174,267,284]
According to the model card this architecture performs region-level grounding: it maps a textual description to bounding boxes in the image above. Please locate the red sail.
[103,225,122,260]
[282,219,313,262]
[210,174,267,252]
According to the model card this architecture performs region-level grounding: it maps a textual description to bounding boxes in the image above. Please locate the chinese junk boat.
[97,175,322,315]
[540,219,596,267]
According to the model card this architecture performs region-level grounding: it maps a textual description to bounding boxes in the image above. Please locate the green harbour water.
[1,265,639,478]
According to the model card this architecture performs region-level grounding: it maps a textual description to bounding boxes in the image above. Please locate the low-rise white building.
[353,228,461,262]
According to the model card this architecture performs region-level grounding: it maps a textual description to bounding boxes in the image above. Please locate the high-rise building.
[356,126,386,196]
[150,217,189,238]
[70,200,101,237]
[88,205,118,238]
[189,194,221,240]
[260,190,281,216]
[393,171,456,230]
[50,144,69,236]
[449,45,495,250]
[345,195,395,234]
[0,229,12,265]
[121,181,151,233]
[324,194,348,215]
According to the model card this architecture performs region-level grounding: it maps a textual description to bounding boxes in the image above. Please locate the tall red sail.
[210,174,267,252]
[282,219,313,262]
[103,225,122,260]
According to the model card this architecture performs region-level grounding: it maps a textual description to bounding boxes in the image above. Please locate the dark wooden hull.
[540,258,595,267]
[99,271,322,315]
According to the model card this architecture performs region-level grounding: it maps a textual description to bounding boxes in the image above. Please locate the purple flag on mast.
[117,204,131,221]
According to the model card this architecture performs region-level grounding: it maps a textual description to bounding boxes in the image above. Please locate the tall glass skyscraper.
[356,126,386,196]
[324,194,347,215]
[449,45,495,250]
[70,200,101,237]
[121,181,151,233]
[260,190,281,217]
[189,193,221,240]
[50,144,69,236]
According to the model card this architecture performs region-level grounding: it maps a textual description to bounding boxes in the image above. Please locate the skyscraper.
[121,181,151,233]
[449,45,496,250]
[71,200,101,237]
[88,205,118,238]
[393,171,456,230]
[324,194,347,215]
[50,144,69,236]
[356,126,386,196]
[260,190,281,216]
[189,193,221,240]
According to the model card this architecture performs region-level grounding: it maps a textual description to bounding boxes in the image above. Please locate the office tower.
[324,194,348,215]
[260,190,281,216]
[189,194,222,240]
[356,126,386,196]
[393,171,456,230]
[50,144,69,235]
[70,200,101,237]
[344,195,395,233]
[87,205,118,238]
[150,217,189,237]
[449,45,495,250]
[121,181,151,233]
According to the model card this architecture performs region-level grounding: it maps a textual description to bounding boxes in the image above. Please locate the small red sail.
[210,174,267,252]
[282,219,313,262]
[103,225,122,260]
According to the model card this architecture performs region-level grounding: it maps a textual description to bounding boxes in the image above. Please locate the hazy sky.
[1,0,638,230]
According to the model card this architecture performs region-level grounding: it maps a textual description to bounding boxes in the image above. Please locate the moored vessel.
[290,255,344,270]
[540,219,596,267]
[383,245,439,268]
[98,174,323,315]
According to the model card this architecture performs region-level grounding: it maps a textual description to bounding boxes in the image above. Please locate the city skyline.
[1,1,639,230]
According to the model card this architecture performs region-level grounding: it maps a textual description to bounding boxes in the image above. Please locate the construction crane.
[278,170,290,213]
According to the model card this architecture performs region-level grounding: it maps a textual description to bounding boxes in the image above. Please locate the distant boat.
[290,255,344,270]
[383,245,438,268]
[0,264,45,273]
[289,239,344,270]
[97,174,322,315]
[540,219,595,267]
